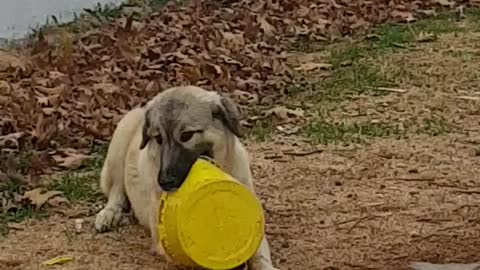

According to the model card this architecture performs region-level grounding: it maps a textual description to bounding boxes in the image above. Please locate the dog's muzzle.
[158,143,199,192]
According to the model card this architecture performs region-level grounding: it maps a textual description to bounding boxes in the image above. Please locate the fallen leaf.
[41,256,74,266]
[23,188,63,210]
[416,32,437,42]
[258,16,275,37]
[294,62,333,72]
[263,106,305,123]
[93,82,121,94]
[0,51,26,71]
[47,196,71,208]
[0,132,24,150]
[432,0,454,7]
[232,90,259,105]
[276,124,300,135]
[52,148,91,169]
[390,10,416,23]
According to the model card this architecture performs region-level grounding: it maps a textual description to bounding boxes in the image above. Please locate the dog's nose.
[159,176,179,192]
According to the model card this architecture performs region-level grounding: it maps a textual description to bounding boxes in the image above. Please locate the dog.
[94,85,279,270]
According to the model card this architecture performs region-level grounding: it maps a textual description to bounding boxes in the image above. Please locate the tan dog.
[94,86,279,270]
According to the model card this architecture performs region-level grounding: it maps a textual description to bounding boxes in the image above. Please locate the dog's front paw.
[95,206,123,232]
[262,266,280,270]
[250,263,280,270]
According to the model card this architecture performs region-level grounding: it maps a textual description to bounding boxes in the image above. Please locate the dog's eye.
[155,135,163,144]
[180,131,195,142]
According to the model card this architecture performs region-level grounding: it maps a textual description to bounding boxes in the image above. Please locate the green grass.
[84,143,108,171]
[48,173,102,203]
[418,116,450,136]
[0,144,108,237]
[305,121,404,145]
[247,118,273,142]
[294,13,467,102]
[304,115,451,145]
[48,143,107,203]
[289,36,317,52]
[370,13,462,50]
[0,205,48,237]
[0,178,49,237]
[466,7,480,23]
[322,62,389,100]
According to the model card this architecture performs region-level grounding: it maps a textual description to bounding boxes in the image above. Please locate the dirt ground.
[3,8,480,270]
[3,134,480,270]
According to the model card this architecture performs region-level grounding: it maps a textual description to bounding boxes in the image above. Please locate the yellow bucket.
[158,157,265,270]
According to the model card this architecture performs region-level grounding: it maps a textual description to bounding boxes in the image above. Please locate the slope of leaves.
[0,0,473,166]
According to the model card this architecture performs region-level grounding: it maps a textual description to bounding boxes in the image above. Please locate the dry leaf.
[52,148,91,169]
[48,196,71,208]
[263,106,305,122]
[258,16,275,37]
[0,0,456,178]
[0,51,26,71]
[0,132,24,149]
[41,256,74,266]
[391,10,416,22]
[416,32,436,42]
[23,188,63,210]
[432,0,455,7]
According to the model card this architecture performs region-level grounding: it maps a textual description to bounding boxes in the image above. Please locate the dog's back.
[100,107,145,195]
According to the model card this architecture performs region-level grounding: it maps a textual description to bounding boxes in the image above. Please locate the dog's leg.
[95,163,128,232]
[148,217,166,257]
[148,191,167,258]
[230,144,280,270]
[248,237,279,270]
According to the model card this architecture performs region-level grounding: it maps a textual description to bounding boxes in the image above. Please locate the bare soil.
[2,134,480,270]
[3,8,480,270]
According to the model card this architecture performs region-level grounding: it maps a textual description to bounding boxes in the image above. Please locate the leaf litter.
[0,0,471,170]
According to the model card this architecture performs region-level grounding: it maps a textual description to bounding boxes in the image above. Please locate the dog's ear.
[213,94,243,138]
[139,112,150,150]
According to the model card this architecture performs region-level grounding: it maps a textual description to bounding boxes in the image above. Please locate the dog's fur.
[95,86,279,270]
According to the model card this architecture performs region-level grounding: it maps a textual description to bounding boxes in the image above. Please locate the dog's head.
[139,86,242,192]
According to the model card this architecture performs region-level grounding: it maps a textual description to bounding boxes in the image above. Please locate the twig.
[319,215,375,230]
[319,217,359,229]
[452,189,480,195]
[374,86,408,93]
[385,177,435,182]
[346,215,373,234]
[283,149,324,156]
[455,95,480,101]
[392,42,408,48]
[264,154,283,160]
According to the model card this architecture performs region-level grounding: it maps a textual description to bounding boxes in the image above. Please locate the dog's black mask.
[158,141,213,192]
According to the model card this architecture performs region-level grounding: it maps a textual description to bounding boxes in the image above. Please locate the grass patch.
[0,143,108,237]
[369,14,462,51]
[372,24,415,50]
[0,178,49,237]
[48,143,108,203]
[305,121,404,145]
[247,118,274,142]
[310,13,464,101]
[84,143,108,171]
[48,173,102,203]
[319,54,392,101]
[466,7,480,23]
[0,205,48,237]
[289,36,316,52]
[418,116,450,136]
